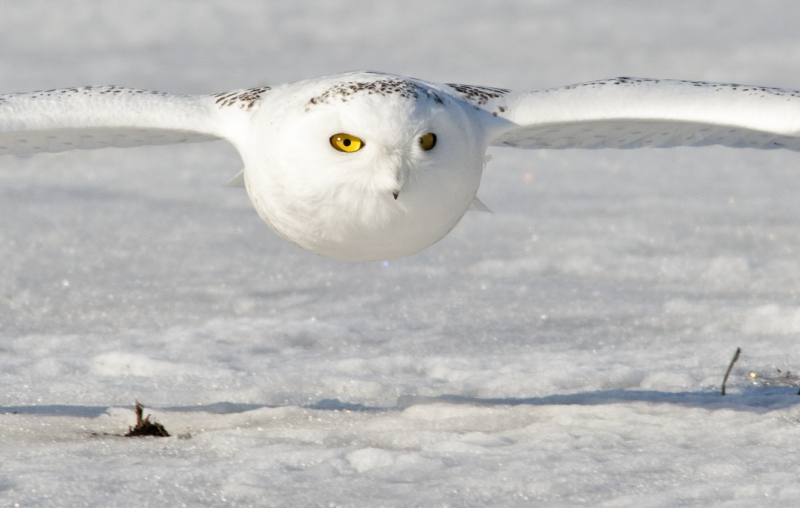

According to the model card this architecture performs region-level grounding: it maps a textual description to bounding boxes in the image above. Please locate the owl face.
[241,74,488,262]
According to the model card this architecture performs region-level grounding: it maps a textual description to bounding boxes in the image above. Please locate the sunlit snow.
[3,1,800,506]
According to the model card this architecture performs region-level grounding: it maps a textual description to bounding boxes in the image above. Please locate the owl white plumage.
[2,72,800,261]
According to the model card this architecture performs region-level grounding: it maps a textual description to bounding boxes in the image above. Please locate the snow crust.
[3,1,800,506]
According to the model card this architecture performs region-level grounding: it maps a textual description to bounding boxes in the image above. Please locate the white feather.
[0,85,263,155]
[224,169,246,188]
[468,196,492,213]
[443,78,800,150]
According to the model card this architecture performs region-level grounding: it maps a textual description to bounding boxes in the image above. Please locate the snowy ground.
[3,1,800,506]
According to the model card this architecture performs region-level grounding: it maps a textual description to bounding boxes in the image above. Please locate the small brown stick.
[721,348,741,396]
[125,400,170,437]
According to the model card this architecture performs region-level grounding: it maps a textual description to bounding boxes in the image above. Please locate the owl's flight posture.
[2,72,800,261]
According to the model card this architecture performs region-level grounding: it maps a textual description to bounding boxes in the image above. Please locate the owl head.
[239,73,494,262]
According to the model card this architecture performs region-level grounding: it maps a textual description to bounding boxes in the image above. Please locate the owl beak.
[392,172,403,200]
[383,152,407,201]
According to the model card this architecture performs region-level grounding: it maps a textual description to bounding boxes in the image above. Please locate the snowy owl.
[2,72,800,261]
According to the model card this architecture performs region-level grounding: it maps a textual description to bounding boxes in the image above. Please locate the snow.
[3,1,800,506]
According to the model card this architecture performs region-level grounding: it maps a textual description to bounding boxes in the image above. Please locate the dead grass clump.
[124,401,170,437]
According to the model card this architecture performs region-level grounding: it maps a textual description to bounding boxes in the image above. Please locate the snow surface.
[3,1,800,506]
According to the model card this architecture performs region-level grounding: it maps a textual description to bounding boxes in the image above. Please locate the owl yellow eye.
[330,133,364,153]
[420,133,437,151]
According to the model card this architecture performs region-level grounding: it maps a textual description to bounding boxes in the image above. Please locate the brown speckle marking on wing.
[1,85,170,102]
[307,79,444,107]
[446,84,509,106]
[212,86,271,110]
[543,77,800,99]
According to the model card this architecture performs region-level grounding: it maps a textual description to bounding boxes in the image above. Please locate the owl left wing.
[445,78,800,150]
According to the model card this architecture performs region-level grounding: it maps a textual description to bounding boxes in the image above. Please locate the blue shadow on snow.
[1,385,799,418]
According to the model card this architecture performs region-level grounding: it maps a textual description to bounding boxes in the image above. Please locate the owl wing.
[0,85,270,155]
[445,78,800,150]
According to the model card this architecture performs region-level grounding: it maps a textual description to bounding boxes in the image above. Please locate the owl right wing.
[0,85,271,156]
